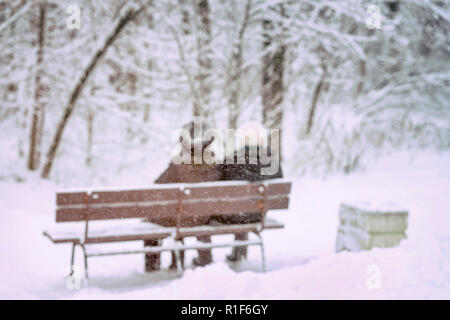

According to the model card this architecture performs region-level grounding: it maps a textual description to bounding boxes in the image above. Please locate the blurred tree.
[28,0,46,170]
[262,3,285,159]
[41,4,145,178]
[227,0,252,129]
[194,0,212,118]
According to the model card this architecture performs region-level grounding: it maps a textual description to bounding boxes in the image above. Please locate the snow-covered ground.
[0,151,449,299]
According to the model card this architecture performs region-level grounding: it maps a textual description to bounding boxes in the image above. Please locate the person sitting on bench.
[219,121,283,262]
[146,118,222,271]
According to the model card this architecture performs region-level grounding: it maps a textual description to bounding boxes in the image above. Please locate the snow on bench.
[43,217,284,244]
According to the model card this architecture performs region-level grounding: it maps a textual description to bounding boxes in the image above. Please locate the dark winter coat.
[221,145,283,182]
[214,145,283,225]
[152,119,222,226]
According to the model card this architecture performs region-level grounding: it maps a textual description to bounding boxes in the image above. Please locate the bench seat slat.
[43,218,284,244]
[177,217,284,237]
[43,221,175,244]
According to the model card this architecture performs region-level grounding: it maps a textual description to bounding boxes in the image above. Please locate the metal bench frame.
[44,181,291,280]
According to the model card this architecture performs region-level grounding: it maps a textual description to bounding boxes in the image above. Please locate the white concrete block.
[335,202,408,252]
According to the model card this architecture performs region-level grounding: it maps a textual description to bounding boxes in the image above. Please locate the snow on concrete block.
[339,202,408,233]
[335,202,408,252]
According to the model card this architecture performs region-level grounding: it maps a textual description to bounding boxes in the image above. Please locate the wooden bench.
[43,180,291,280]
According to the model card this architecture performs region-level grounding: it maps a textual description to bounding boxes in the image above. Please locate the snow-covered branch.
[0,1,32,33]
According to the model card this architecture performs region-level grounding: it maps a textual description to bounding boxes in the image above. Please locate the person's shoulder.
[154,163,180,184]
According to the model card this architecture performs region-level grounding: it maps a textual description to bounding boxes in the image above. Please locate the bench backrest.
[56,181,291,225]
[56,187,180,222]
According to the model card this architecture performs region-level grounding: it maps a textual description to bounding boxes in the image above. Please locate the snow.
[340,201,408,213]
[0,0,448,301]
[0,2,32,33]
[0,151,449,299]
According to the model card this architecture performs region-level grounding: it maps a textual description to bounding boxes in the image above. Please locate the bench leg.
[170,239,185,270]
[69,243,76,276]
[173,241,184,275]
[80,245,88,280]
[257,234,266,273]
[65,244,84,289]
